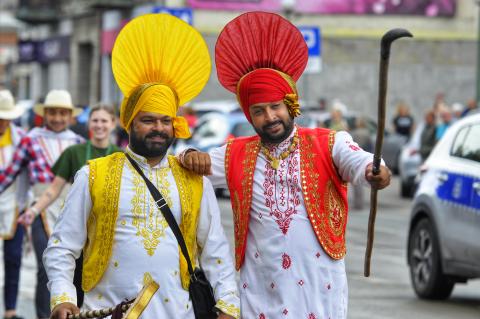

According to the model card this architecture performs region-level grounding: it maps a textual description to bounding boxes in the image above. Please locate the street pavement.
[1,176,479,318]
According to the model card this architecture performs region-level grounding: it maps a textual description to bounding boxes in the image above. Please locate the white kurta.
[44,149,240,318]
[29,127,82,235]
[208,127,375,319]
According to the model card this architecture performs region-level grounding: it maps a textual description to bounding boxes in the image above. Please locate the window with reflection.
[451,124,480,163]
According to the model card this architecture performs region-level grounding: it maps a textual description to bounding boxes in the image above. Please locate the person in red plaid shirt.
[0,90,84,319]
[0,90,30,319]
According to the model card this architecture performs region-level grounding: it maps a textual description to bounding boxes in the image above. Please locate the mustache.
[145,131,170,140]
[263,120,283,131]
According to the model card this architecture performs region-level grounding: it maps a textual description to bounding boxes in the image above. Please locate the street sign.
[152,7,193,25]
[299,26,321,73]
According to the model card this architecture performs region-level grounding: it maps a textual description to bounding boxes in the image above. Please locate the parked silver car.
[407,113,480,299]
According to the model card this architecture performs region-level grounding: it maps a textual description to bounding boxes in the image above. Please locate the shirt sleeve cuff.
[215,292,240,319]
[49,281,77,310]
[50,292,76,310]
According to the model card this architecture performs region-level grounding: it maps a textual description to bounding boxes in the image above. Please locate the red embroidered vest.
[225,127,348,270]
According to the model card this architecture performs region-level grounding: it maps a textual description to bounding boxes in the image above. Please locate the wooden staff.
[364,28,413,277]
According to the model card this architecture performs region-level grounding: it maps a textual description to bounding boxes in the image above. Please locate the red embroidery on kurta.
[263,141,300,235]
[349,144,360,151]
[243,283,248,289]
[283,309,288,315]
[308,314,317,319]
[316,252,321,258]
[259,314,266,319]
[298,280,304,286]
[282,253,292,269]
[271,282,275,289]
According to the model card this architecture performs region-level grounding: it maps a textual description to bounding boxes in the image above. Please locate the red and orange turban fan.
[215,12,309,122]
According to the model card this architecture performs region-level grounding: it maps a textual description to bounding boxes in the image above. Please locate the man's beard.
[254,117,294,144]
[129,129,175,158]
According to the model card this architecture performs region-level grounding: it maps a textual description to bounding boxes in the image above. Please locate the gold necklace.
[261,131,299,170]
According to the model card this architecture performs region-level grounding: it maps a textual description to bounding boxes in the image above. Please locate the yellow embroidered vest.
[82,152,203,291]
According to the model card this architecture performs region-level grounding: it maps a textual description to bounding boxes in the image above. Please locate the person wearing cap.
[0,90,29,319]
[24,104,122,310]
[44,14,239,319]
[180,12,391,318]
[0,89,84,319]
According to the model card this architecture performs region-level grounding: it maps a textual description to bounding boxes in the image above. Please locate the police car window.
[451,124,480,163]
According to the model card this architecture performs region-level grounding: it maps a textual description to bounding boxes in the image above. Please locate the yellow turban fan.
[112,13,211,138]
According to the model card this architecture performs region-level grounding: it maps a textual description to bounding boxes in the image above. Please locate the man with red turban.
[181,12,391,319]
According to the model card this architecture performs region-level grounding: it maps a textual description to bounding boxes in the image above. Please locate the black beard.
[129,129,174,158]
[254,117,294,144]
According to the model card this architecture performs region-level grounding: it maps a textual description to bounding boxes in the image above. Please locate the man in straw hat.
[0,89,84,319]
[44,14,239,319]
[0,90,29,319]
[180,12,391,318]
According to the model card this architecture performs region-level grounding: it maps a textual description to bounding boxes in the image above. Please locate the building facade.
[3,0,478,122]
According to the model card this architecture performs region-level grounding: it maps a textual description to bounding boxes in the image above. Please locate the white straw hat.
[33,90,82,117]
[0,90,25,120]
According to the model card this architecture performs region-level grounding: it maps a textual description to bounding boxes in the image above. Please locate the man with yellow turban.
[181,12,391,318]
[43,14,239,319]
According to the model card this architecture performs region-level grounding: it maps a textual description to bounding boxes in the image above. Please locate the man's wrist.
[178,148,197,165]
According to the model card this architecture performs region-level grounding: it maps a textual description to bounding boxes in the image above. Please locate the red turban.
[237,69,298,122]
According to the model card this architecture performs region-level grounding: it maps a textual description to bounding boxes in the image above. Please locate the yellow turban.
[112,13,211,138]
[119,83,190,138]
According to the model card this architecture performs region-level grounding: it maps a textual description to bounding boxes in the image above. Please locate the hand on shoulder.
[179,149,212,176]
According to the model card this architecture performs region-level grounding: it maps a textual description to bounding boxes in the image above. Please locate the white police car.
[407,113,480,299]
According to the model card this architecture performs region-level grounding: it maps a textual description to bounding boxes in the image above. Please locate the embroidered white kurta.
[29,127,83,235]
[44,149,240,318]
[208,128,377,319]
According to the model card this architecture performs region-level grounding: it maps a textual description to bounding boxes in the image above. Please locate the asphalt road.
[1,177,479,318]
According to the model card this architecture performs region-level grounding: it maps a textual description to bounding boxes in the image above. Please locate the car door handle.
[437,173,448,182]
[473,182,480,195]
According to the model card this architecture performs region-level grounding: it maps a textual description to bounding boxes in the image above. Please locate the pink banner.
[187,0,456,17]
[187,0,281,11]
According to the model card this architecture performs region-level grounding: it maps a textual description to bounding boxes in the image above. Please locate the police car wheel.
[408,218,454,299]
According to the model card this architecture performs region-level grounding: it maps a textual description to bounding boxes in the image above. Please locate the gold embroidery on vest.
[300,133,346,260]
[83,153,124,291]
[231,191,242,251]
[127,162,170,256]
[168,156,202,290]
[325,180,346,237]
[232,140,260,269]
[327,130,348,187]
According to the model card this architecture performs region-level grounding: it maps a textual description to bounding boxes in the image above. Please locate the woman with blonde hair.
[392,101,414,138]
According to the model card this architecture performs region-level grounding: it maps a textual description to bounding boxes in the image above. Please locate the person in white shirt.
[180,12,391,319]
[43,13,239,319]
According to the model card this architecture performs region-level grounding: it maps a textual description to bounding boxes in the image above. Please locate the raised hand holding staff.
[364,28,413,277]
